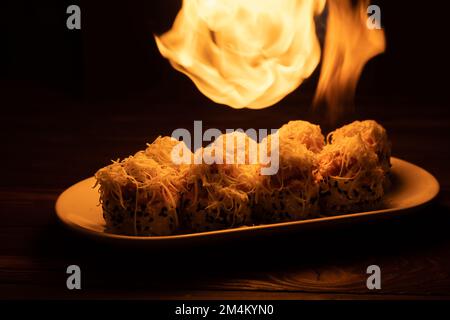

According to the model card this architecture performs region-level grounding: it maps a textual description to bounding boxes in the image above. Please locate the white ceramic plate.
[55,157,439,244]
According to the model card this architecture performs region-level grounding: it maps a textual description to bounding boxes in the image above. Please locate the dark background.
[1,1,450,299]
[1,1,449,186]
[2,1,449,104]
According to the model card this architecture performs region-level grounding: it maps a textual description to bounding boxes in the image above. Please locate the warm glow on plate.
[55,158,439,245]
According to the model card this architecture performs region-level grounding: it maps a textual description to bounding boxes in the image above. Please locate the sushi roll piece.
[327,120,391,173]
[254,134,320,223]
[181,132,260,232]
[278,120,325,153]
[317,135,385,214]
[95,137,191,236]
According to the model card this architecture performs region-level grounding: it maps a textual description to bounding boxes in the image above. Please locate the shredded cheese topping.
[279,120,325,153]
[317,134,385,208]
[327,120,391,171]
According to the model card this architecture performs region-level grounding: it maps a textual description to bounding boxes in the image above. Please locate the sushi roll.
[317,135,385,214]
[95,137,191,236]
[254,134,320,223]
[327,120,391,173]
[181,132,260,232]
[278,120,325,153]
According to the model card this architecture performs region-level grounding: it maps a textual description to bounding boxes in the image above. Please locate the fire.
[314,0,386,122]
[155,0,326,109]
[155,0,385,115]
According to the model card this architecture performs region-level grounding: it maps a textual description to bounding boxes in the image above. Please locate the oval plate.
[55,158,439,244]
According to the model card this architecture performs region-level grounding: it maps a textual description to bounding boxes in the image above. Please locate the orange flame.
[155,0,385,116]
[155,0,326,109]
[314,0,385,122]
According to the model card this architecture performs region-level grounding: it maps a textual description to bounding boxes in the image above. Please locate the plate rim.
[55,157,440,241]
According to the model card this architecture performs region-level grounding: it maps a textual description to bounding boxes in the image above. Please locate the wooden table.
[1,85,450,300]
